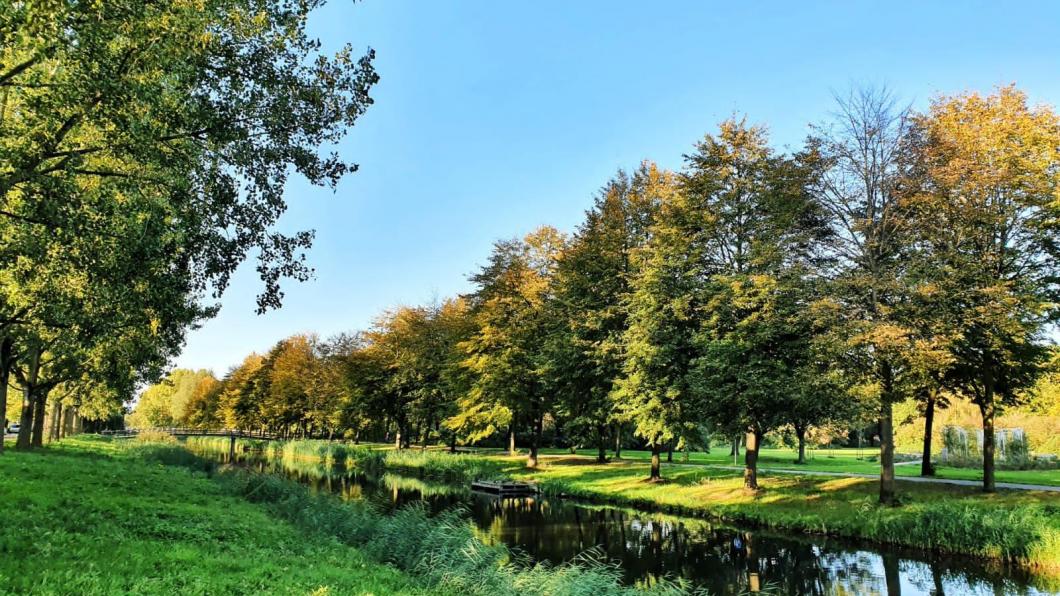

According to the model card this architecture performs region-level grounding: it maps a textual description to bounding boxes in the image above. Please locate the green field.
[511,446,1060,487]
[0,439,427,595]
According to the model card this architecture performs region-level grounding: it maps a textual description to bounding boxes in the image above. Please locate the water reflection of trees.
[468,496,1045,596]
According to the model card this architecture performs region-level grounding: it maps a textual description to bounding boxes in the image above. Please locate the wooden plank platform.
[471,480,538,495]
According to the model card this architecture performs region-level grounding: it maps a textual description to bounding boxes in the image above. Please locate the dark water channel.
[207,452,1052,595]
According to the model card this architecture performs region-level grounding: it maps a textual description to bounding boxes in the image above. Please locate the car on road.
[6,423,20,434]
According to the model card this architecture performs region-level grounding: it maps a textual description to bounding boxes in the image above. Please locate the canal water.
[202,452,1053,595]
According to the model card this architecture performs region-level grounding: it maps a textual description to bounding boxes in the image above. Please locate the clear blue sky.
[175,0,1060,375]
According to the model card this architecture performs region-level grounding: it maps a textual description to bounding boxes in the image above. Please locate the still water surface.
[204,452,1053,595]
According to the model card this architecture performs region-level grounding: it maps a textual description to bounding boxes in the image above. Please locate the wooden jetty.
[471,480,538,496]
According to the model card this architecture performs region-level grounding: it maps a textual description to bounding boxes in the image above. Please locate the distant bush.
[134,429,178,444]
[382,449,506,482]
[185,437,508,482]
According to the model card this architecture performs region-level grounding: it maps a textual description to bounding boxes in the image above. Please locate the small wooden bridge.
[101,427,281,458]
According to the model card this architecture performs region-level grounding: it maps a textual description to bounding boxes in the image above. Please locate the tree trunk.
[62,407,75,437]
[449,431,457,453]
[527,415,542,468]
[597,425,607,463]
[730,434,741,454]
[0,336,10,454]
[16,344,41,450]
[666,442,674,463]
[613,424,622,459]
[508,424,516,456]
[394,429,402,449]
[31,385,49,447]
[795,424,807,464]
[649,443,661,481]
[16,388,34,450]
[744,429,762,490]
[47,399,61,443]
[921,391,937,477]
[879,388,896,505]
[980,391,996,493]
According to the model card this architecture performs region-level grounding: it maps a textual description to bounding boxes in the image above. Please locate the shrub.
[382,449,506,482]
[134,428,178,444]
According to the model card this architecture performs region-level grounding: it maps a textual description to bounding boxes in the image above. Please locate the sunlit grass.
[531,446,1060,486]
[48,437,691,596]
[0,436,428,595]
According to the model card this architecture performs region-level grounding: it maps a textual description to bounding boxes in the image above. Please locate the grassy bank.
[0,437,427,595]
[217,464,688,595]
[507,457,1060,579]
[8,437,694,595]
[179,436,1060,579]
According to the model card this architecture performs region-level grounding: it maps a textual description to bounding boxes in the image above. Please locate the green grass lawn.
[0,439,428,595]
[518,446,1060,486]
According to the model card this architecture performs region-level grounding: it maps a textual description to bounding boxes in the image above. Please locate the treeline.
[0,2,377,449]
[138,85,1060,501]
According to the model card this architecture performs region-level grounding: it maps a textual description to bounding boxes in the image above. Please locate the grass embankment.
[25,437,692,595]
[0,437,426,595]
[182,437,1060,579]
[506,456,1060,579]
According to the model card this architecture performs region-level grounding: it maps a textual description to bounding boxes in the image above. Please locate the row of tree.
[0,2,377,449]
[137,85,1060,501]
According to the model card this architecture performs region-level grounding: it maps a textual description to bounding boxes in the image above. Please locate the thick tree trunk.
[613,424,622,459]
[16,343,41,450]
[16,386,35,450]
[980,392,996,493]
[63,406,76,438]
[921,391,937,476]
[449,431,457,453]
[666,442,674,463]
[527,415,542,468]
[31,385,49,447]
[649,443,661,481]
[508,424,516,456]
[47,399,61,443]
[879,386,896,505]
[0,336,10,454]
[744,429,762,490]
[795,424,807,464]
